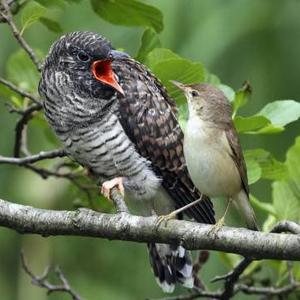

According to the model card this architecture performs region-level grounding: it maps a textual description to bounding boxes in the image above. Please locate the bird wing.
[225,125,249,195]
[112,58,215,224]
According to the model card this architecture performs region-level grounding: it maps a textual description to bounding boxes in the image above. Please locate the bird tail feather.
[148,243,194,293]
[233,190,259,231]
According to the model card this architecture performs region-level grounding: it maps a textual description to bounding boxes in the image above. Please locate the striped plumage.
[39,31,215,292]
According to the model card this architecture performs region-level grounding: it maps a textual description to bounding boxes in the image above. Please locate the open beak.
[170,80,187,91]
[92,59,125,96]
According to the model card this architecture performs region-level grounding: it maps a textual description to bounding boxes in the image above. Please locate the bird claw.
[101,177,125,200]
[208,217,225,235]
[156,212,177,228]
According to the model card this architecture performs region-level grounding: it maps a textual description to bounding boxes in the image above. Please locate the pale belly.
[184,119,241,198]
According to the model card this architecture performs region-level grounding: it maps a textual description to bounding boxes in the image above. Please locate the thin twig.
[20,251,83,300]
[0,150,98,201]
[219,258,253,300]
[271,220,300,234]
[193,251,209,290]
[0,149,66,165]
[0,0,41,72]
[13,103,42,157]
[0,0,17,23]
[148,291,221,300]
[236,282,300,296]
[0,77,42,157]
[208,221,300,299]
[24,164,78,180]
[0,77,41,105]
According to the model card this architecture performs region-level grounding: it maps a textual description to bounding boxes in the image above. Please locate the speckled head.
[40,31,124,99]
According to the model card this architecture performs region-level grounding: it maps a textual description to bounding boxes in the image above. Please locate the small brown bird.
[172,81,258,231]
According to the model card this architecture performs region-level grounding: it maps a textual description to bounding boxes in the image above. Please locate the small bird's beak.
[170,80,187,91]
[92,59,125,96]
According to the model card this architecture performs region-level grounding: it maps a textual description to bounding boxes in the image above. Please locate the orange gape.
[92,59,124,95]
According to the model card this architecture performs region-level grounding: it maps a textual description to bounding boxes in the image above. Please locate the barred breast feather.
[38,31,216,293]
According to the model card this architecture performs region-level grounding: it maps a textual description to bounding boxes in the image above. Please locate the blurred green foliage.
[0,0,300,299]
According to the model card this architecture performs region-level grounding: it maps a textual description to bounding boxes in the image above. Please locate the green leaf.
[245,158,261,184]
[65,0,83,3]
[144,48,180,66]
[35,0,65,8]
[249,194,277,216]
[234,115,270,133]
[152,60,205,106]
[244,149,288,181]
[0,84,23,106]
[204,71,221,85]
[234,100,300,135]
[262,214,277,232]
[145,48,205,106]
[254,124,284,134]
[286,136,300,187]
[91,0,163,32]
[6,49,42,94]
[178,104,188,131]
[136,28,161,63]
[21,1,46,34]
[39,17,63,32]
[219,253,240,269]
[272,180,300,222]
[257,100,300,127]
[217,84,235,103]
[10,95,23,108]
[233,81,251,117]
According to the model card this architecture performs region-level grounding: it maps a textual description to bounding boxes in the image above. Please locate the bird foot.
[101,177,125,200]
[156,212,177,228]
[209,217,225,235]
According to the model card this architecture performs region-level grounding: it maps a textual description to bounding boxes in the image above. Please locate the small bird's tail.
[148,243,194,293]
[233,190,259,231]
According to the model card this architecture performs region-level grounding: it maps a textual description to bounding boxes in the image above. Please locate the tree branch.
[236,282,300,297]
[0,149,66,165]
[21,251,83,300]
[0,198,299,260]
[0,0,18,23]
[217,258,253,300]
[1,0,41,72]
[13,104,43,157]
[271,220,300,234]
[0,77,41,105]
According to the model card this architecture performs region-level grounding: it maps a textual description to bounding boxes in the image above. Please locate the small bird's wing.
[225,125,259,230]
[112,58,215,224]
[225,125,249,195]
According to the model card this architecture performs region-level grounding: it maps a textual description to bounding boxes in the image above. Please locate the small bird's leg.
[156,195,203,227]
[209,198,232,234]
[101,177,125,200]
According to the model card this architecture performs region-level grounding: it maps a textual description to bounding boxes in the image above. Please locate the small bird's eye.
[77,51,90,62]
[191,90,200,97]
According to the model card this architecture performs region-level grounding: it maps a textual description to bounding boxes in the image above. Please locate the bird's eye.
[191,90,199,97]
[77,51,90,62]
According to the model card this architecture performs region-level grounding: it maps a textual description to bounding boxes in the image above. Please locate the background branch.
[21,251,83,300]
[13,104,43,157]
[0,77,41,105]
[0,149,66,165]
[1,0,41,72]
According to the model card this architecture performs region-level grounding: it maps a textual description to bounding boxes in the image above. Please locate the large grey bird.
[39,31,215,292]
